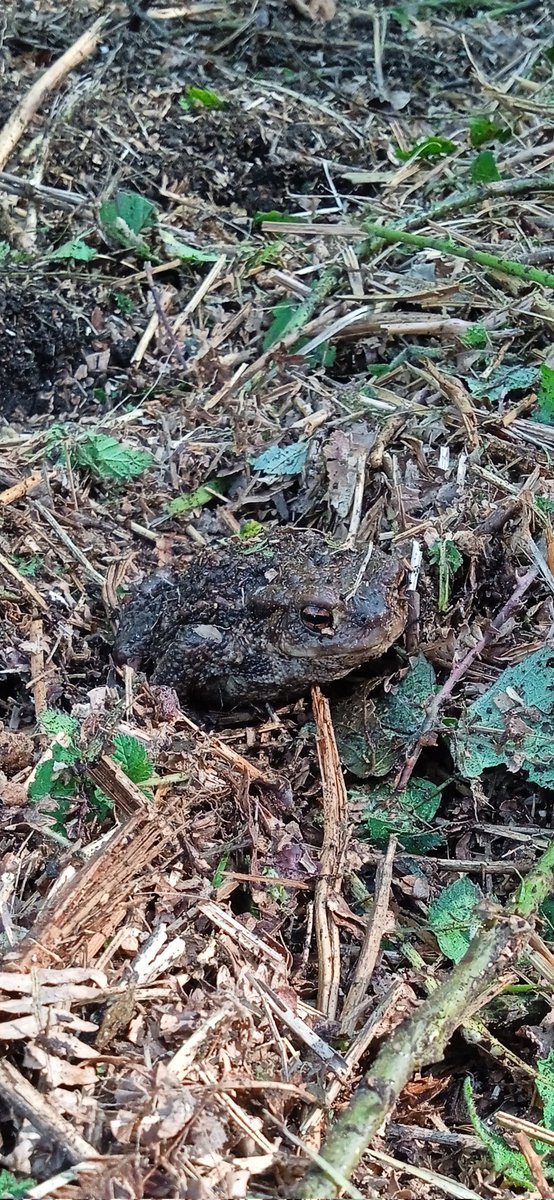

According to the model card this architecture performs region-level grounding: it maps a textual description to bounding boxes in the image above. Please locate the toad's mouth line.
[280,637,387,660]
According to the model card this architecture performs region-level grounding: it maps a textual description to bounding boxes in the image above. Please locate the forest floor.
[1,1,554,1198]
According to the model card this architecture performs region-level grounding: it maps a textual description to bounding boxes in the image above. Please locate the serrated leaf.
[462,324,489,349]
[250,441,308,478]
[537,1050,554,1133]
[453,646,554,789]
[471,149,500,183]
[49,238,97,261]
[0,1169,37,1198]
[100,191,156,236]
[469,115,508,147]
[535,363,554,425]
[166,479,226,516]
[71,434,153,482]
[336,655,436,779]
[428,878,481,963]
[467,364,538,402]
[39,710,79,739]
[112,733,153,784]
[464,1078,533,1186]
[395,136,457,161]
[351,776,444,853]
[0,242,10,262]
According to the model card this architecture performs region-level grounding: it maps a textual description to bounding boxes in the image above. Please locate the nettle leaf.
[471,149,500,183]
[112,733,153,784]
[462,324,489,349]
[469,116,511,147]
[428,878,481,963]
[28,743,79,803]
[250,441,309,478]
[71,434,153,482]
[179,85,226,110]
[395,136,457,161]
[535,363,554,425]
[49,238,97,261]
[39,709,79,739]
[467,363,538,403]
[0,1169,37,1198]
[453,645,554,789]
[100,191,156,236]
[352,776,444,854]
[166,479,226,516]
[464,1078,533,1187]
[537,1050,554,1134]
[336,654,436,779]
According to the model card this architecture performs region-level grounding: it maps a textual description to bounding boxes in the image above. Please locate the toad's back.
[113,528,407,706]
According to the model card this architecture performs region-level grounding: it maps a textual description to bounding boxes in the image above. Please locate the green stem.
[359,221,554,289]
[296,839,554,1199]
[396,176,554,233]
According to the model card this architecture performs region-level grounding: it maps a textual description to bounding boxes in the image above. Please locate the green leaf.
[166,480,226,516]
[70,434,153,482]
[250,441,308,477]
[428,878,481,963]
[113,291,136,315]
[352,776,444,854]
[336,655,437,779]
[395,136,457,161]
[471,149,501,183]
[254,210,293,224]
[179,86,226,111]
[428,538,463,611]
[239,519,265,541]
[212,853,229,889]
[453,646,554,789]
[10,554,43,577]
[464,1078,533,1186]
[263,300,297,351]
[0,242,10,263]
[468,116,510,147]
[39,710,79,739]
[112,734,153,784]
[90,787,114,821]
[159,231,220,262]
[0,1169,36,1198]
[100,191,156,236]
[49,238,97,261]
[467,363,538,402]
[535,363,554,425]
[462,323,489,348]
[537,1049,554,1133]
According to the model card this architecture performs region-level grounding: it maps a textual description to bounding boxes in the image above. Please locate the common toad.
[113,529,407,707]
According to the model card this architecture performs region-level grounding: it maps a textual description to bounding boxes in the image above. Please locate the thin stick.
[0,14,111,170]
[312,687,349,1020]
[144,262,187,367]
[340,837,396,1033]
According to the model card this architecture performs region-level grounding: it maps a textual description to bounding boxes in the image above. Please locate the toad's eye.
[301,605,335,635]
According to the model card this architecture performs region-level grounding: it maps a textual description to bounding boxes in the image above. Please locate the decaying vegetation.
[1,1,554,1197]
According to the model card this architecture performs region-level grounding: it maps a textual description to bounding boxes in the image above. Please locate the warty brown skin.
[113,528,407,707]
